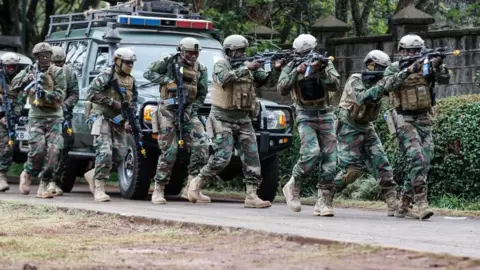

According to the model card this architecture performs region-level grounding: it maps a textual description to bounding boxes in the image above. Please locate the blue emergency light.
[116,15,213,30]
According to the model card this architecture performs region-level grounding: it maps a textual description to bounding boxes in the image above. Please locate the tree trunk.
[41,0,55,40]
[0,0,20,36]
[350,0,375,36]
[335,0,349,23]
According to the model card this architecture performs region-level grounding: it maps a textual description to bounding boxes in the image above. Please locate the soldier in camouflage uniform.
[384,34,451,220]
[50,46,79,196]
[11,42,66,198]
[188,34,272,208]
[143,37,209,205]
[84,47,138,202]
[278,34,340,216]
[0,52,22,192]
[334,50,399,216]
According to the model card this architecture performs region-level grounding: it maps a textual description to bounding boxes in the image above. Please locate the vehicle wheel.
[164,161,188,195]
[257,154,280,202]
[118,135,151,200]
[57,157,77,193]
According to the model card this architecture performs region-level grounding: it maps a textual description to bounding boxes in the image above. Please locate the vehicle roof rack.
[46,0,212,39]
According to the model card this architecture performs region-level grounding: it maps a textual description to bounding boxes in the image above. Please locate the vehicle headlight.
[262,110,287,130]
[143,104,157,124]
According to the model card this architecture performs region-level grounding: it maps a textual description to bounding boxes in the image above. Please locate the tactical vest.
[92,71,134,118]
[339,73,381,123]
[389,73,431,111]
[292,72,327,106]
[28,66,61,108]
[160,60,198,105]
[211,71,255,111]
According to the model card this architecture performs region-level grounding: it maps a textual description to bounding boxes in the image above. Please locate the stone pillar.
[311,15,351,48]
[391,5,435,38]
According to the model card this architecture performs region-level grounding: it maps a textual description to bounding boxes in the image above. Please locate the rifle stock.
[173,62,187,150]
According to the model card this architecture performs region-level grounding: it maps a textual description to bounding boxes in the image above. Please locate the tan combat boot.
[84,169,95,195]
[94,180,111,202]
[187,175,211,204]
[47,182,64,196]
[282,176,301,212]
[181,175,211,203]
[414,193,434,220]
[395,195,419,219]
[314,189,334,217]
[37,181,54,199]
[19,171,32,195]
[382,189,397,217]
[0,171,9,192]
[151,182,167,204]
[244,184,272,208]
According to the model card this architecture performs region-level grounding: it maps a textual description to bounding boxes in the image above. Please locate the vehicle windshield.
[121,44,224,86]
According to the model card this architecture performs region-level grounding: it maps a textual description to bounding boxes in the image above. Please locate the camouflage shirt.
[211,59,269,122]
[62,65,79,111]
[277,61,340,110]
[12,64,66,119]
[143,53,208,116]
[87,67,138,120]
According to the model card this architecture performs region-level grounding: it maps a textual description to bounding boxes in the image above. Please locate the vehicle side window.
[94,46,109,71]
[65,40,88,79]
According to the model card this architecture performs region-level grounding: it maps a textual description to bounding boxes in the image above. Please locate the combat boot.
[94,180,111,202]
[19,171,32,195]
[181,175,211,203]
[0,171,9,192]
[48,182,64,196]
[84,169,95,195]
[282,176,301,212]
[395,195,419,219]
[37,181,54,199]
[382,189,397,217]
[414,193,434,220]
[151,182,167,204]
[244,184,272,208]
[187,175,211,204]
[314,189,334,217]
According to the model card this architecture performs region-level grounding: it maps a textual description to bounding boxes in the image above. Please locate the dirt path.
[1,203,479,270]
[1,184,479,262]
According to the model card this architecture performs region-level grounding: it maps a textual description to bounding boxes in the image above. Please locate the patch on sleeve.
[94,76,105,87]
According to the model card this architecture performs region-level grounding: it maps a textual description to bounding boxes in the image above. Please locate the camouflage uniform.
[53,64,79,193]
[86,60,138,202]
[0,52,22,192]
[278,34,340,216]
[143,52,209,204]
[11,43,66,198]
[188,34,272,208]
[384,60,450,220]
[335,70,398,216]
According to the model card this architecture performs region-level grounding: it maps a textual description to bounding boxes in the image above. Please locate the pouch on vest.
[91,116,103,136]
[298,77,325,102]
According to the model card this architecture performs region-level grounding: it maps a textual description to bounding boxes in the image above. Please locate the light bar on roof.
[117,15,214,30]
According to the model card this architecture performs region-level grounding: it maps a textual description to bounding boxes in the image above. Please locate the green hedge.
[280,94,480,201]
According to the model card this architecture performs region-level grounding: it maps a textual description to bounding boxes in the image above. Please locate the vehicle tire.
[118,135,151,200]
[257,154,280,202]
[164,161,188,195]
[57,157,77,193]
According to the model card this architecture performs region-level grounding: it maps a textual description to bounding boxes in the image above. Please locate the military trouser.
[24,118,64,182]
[291,110,337,189]
[0,123,13,173]
[394,112,433,198]
[154,111,208,184]
[54,118,74,185]
[92,119,127,182]
[199,114,261,186]
[334,120,396,192]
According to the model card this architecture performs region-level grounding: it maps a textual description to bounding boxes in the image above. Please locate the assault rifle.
[291,51,334,77]
[171,61,187,150]
[62,104,73,136]
[398,47,461,75]
[23,63,46,106]
[0,64,16,147]
[230,49,295,72]
[361,71,384,83]
[111,78,146,157]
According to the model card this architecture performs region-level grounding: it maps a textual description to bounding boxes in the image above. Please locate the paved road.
[1,184,478,259]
